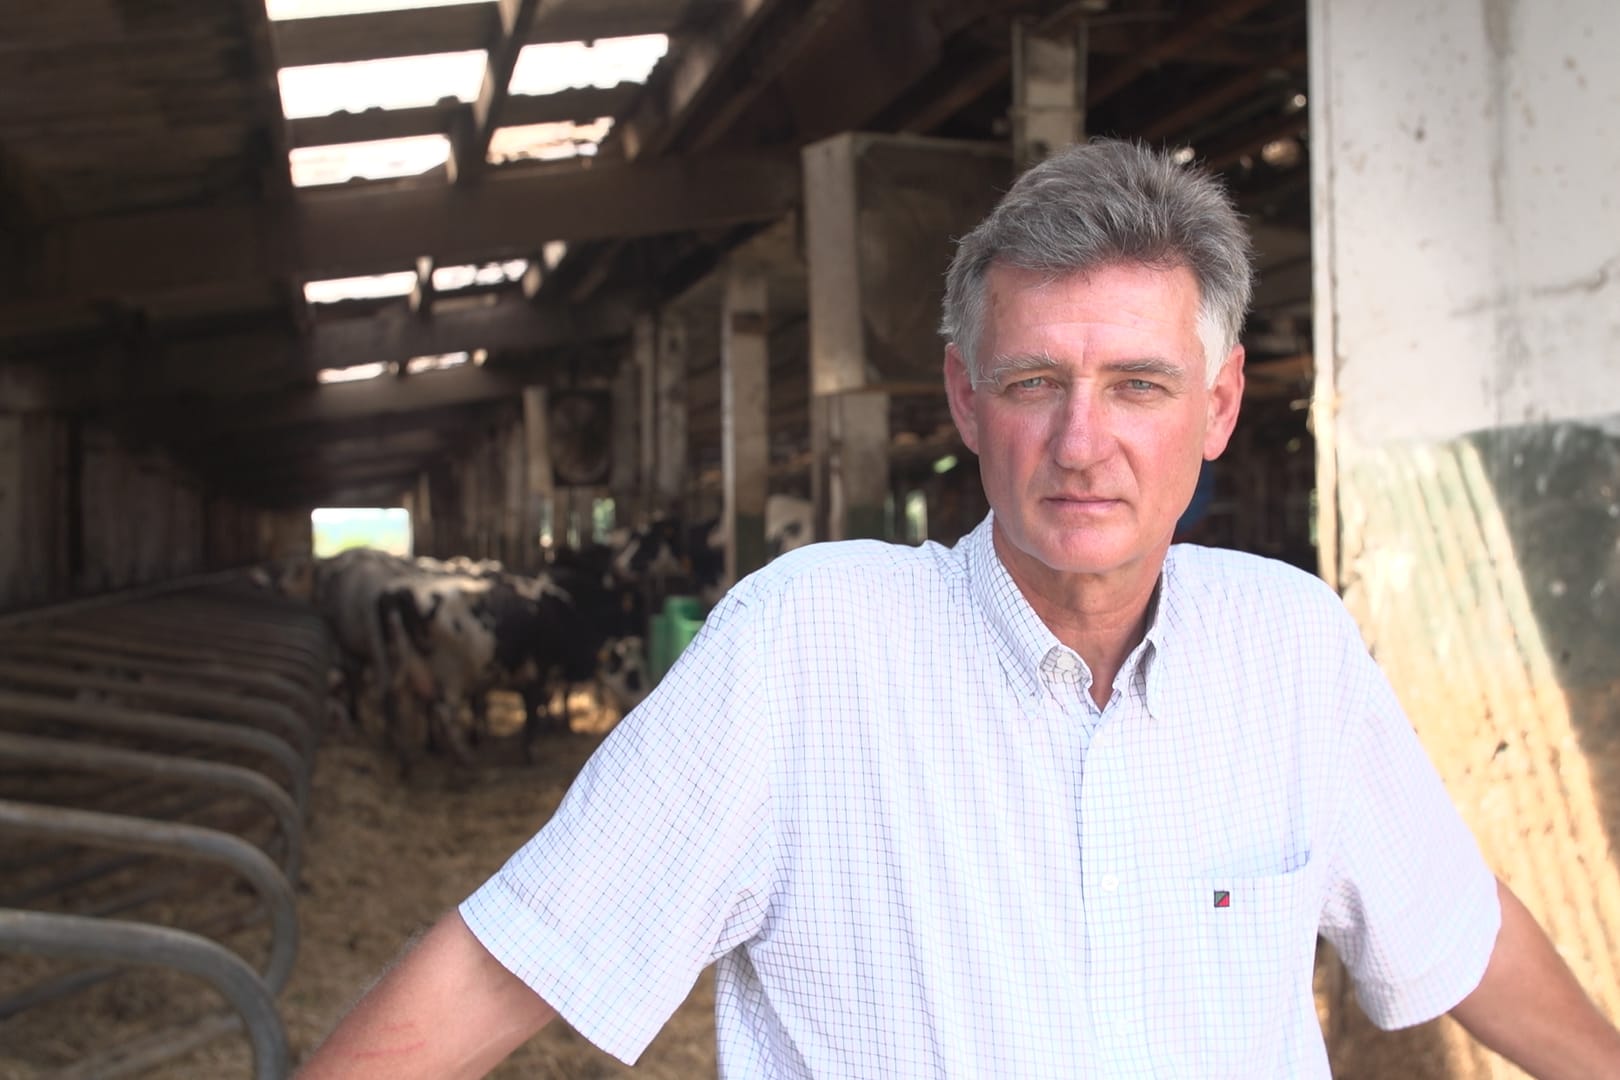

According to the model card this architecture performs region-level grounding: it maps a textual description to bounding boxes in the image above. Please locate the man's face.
[944,261,1244,586]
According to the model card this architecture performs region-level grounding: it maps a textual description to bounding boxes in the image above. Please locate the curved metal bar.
[53,620,328,696]
[0,570,256,632]
[32,627,322,709]
[0,640,314,715]
[87,612,330,672]
[0,907,289,1080]
[0,798,299,993]
[0,658,316,762]
[0,732,303,879]
[0,687,308,811]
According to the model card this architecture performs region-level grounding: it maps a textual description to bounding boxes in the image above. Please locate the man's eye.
[1123,378,1160,392]
[1009,376,1048,390]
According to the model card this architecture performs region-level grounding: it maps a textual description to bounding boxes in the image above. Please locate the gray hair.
[940,138,1254,386]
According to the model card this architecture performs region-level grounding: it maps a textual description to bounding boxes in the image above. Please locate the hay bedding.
[0,693,717,1079]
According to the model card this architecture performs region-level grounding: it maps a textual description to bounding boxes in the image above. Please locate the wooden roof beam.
[1085,0,1277,110]
[23,149,799,303]
[271,1,712,69]
[288,85,637,149]
[452,0,546,182]
[609,0,781,162]
[1136,48,1307,143]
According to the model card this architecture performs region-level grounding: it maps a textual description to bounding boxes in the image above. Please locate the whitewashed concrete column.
[721,260,770,582]
[654,311,689,517]
[1311,1,1620,1073]
[1010,16,1087,168]
[633,312,657,521]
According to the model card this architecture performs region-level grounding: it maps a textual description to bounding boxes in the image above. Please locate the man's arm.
[1449,877,1620,1079]
[296,909,556,1080]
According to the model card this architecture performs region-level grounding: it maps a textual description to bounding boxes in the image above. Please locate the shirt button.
[1100,874,1119,893]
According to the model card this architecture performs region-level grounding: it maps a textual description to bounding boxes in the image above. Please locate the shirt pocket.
[1147,860,1320,1077]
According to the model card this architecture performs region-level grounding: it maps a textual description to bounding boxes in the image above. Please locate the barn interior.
[5,0,1620,1077]
[0,0,1316,602]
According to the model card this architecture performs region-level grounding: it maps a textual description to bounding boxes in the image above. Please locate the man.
[298,140,1620,1078]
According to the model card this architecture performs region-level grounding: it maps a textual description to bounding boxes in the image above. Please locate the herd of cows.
[257,497,815,765]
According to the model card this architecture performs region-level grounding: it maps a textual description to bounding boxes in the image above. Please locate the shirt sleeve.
[1318,618,1501,1030]
[459,586,778,1064]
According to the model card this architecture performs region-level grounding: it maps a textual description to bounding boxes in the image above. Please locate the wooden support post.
[634,313,657,523]
[721,261,770,582]
[654,311,689,517]
[412,470,433,556]
[610,356,640,530]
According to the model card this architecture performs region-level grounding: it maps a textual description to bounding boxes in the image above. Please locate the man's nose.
[1050,390,1116,469]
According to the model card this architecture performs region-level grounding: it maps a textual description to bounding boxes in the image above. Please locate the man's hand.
[296,909,556,1080]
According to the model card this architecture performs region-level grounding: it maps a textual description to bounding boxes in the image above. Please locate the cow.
[381,560,645,760]
[615,495,818,613]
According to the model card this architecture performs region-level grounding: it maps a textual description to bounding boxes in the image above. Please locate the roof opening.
[304,271,418,304]
[509,35,669,97]
[488,118,613,164]
[291,134,450,186]
[278,51,485,118]
[317,362,391,384]
[267,0,472,21]
[432,260,528,291]
[404,351,470,374]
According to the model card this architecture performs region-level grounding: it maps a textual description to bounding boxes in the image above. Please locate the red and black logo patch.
[1213,890,1231,908]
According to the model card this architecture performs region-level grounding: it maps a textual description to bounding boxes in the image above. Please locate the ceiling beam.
[609,0,783,162]
[270,1,713,69]
[452,0,545,181]
[1136,48,1306,143]
[288,85,637,149]
[1085,0,1276,110]
[172,365,532,439]
[22,149,799,305]
[304,293,630,372]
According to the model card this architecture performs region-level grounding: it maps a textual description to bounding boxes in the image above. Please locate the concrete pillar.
[1010,16,1087,169]
[610,356,640,528]
[721,261,770,581]
[634,313,657,522]
[654,311,689,517]
[522,387,553,565]
[0,415,22,609]
[412,470,433,555]
[802,133,1011,541]
[1311,2,1620,1074]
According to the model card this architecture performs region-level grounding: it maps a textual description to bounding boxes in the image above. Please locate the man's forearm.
[1450,878,1620,1080]
[296,909,556,1080]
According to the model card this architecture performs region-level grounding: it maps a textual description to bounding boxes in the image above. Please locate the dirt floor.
[0,688,1524,1079]
[0,694,718,1079]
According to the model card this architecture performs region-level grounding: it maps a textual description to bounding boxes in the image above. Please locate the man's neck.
[992,529,1164,708]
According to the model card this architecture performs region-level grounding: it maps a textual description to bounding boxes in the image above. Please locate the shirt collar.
[964,511,1179,718]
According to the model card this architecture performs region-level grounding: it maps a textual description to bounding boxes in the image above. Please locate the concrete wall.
[0,407,296,611]
[1311,0,1620,1074]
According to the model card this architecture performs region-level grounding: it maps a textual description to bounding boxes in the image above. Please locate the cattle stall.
[0,575,330,1077]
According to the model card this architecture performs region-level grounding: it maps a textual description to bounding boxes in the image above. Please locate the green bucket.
[649,595,705,683]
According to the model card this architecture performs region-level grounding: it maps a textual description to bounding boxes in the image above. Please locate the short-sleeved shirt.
[460,513,1500,1078]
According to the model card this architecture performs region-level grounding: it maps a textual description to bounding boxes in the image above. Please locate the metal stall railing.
[0,572,333,1078]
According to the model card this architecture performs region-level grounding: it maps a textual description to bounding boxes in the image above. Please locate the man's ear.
[944,344,981,455]
[1203,343,1245,460]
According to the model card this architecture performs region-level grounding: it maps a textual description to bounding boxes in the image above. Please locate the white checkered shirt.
[461,513,1500,1078]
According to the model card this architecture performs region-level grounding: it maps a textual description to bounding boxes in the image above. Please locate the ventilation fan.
[548,390,613,485]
